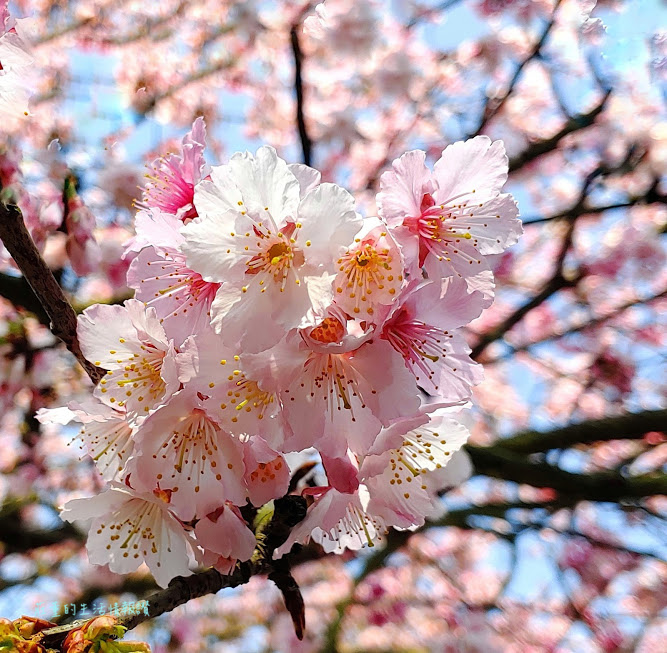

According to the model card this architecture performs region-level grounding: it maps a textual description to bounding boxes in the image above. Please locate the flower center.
[96,498,163,560]
[99,344,166,413]
[309,317,346,344]
[249,457,284,484]
[335,239,399,315]
[220,378,276,425]
[156,409,223,491]
[267,242,290,265]
[244,231,305,292]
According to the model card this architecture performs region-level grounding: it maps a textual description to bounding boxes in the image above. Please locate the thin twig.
[508,90,611,173]
[486,288,667,363]
[472,0,563,136]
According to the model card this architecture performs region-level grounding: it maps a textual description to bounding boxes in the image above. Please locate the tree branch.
[290,23,312,166]
[465,444,667,501]
[0,198,105,384]
[508,90,611,173]
[0,270,51,323]
[472,0,563,136]
[471,271,577,360]
[522,194,666,226]
[486,288,667,362]
[39,565,252,648]
[496,409,667,453]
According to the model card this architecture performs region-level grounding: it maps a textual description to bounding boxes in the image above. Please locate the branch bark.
[465,444,667,500]
[290,23,313,166]
[493,408,667,453]
[508,90,611,174]
[0,198,105,384]
[39,565,253,648]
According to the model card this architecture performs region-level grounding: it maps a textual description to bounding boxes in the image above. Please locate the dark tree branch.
[496,409,667,453]
[537,526,664,561]
[290,23,312,166]
[471,271,578,360]
[522,191,667,226]
[0,271,51,323]
[486,288,667,363]
[39,565,253,648]
[0,198,105,384]
[508,90,611,173]
[465,444,667,501]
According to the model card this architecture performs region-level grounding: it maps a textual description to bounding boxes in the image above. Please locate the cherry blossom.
[332,217,404,319]
[61,483,194,589]
[275,409,471,557]
[378,138,522,282]
[243,436,290,507]
[304,0,381,58]
[36,399,134,482]
[140,117,208,221]
[182,146,362,351]
[34,122,530,593]
[380,276,485,397]
[127,212,220,347]
[129,389,246,521]
[193,503,257,574]
[0,1,33,121]
[77,299,191,418]
[0,2,664,649]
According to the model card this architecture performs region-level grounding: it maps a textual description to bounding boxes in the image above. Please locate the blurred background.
[0,0,665,651]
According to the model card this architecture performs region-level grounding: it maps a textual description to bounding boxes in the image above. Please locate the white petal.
[288,163,321,198]
[433,136,509,205]
[226,146,300,221]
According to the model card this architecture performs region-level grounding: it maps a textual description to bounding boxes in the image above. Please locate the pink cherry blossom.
[276,408,470,557]
[378,137,522,281]
[37,399,134,482]
[304,0,381,58]
[140,116,208,221]
[184,327,293,449]
[65,195,102,277]
[61,483,194,588]
[274,485,389,558]
[0,2,33,121]
[243,436,290,507]
[332,217,404,320]
[128,232,221,347]
[130,389,246,521]
[245,322,421,457]
[193,503,257,572]
[77,299,191,417]
[381,277,485,398]
[182,145,362,351]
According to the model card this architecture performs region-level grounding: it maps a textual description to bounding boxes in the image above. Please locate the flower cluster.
[42,121,521,587]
